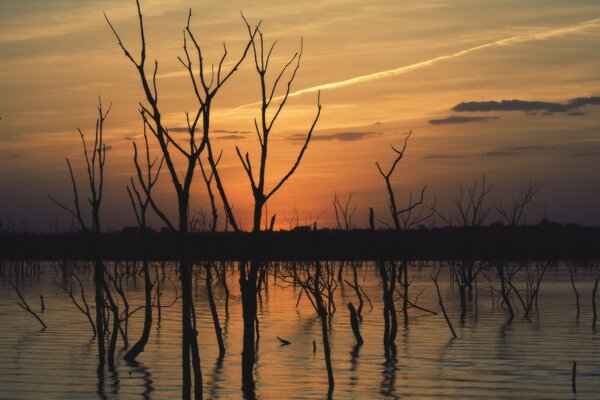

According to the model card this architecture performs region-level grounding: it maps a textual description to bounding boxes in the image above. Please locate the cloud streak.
[423,145,555,159]
[428,115,498,125]
[453,96,600,113]
[235,18,600,108]
[289,131,381,142]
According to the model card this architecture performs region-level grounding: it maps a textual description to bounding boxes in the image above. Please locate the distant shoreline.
[1,222,598,262]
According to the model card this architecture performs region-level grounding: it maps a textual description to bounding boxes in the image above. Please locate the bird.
[276,336,291,345]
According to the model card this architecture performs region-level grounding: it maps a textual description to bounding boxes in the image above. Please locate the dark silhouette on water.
[7,278,47,329]
[104,0,260,395]
[276,336,292,345]
[374,130,433,351]
[49,98,111,374]
[124,125,160,363]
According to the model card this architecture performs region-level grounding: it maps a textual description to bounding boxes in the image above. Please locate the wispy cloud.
[428,115,499,125]
[236,18,600,108]
[288,131,381,142]
[213,129,252,134]
[215,134,246,140]
[453,96,600,113]
[168,127,252,134]
[423,145,555,159]
[571,151,600,157]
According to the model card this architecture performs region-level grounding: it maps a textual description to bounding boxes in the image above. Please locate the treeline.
[2,222,598,261]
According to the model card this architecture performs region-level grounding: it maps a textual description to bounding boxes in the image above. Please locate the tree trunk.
[206,262,225,358]
[124,259,153,362]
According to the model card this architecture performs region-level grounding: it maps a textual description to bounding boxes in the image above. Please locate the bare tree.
[333,192,357,231]
[333,192,356,282]
[374,130,432,347]
[431,264,457,339]
[494,179,541,321]
[54,270,96,337]
[105,2,256,397]
[8,278,47,330]
[49,98,111,370]
[435,174,493,321]
[293,261,336,397]
[124,122,163,362]
[202,20,321,393]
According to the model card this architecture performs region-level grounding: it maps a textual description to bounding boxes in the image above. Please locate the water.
[0,262,599,399]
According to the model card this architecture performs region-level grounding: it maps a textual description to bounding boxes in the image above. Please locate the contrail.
[233,18,600,109]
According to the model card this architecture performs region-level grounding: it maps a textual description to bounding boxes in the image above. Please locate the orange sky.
[1,0,599,231]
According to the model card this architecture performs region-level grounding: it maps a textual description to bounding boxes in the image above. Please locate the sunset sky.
[1,0,599,231]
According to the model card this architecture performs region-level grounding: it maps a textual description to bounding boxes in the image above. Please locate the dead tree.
[333,192,356,282]
[54,271,96,337]
[197,153,227,358]
[8,278,47,329]
[431,264,457,339]
[235,24,321,233]
[49,98,110,370]
[293,262,336,397]
[202,21,320,394]
[106,2,257,397]
[123,122,162,362]
[569,263,581,319]
[593,278,598,327]
[435,174,493,321]
[494,179,541,321]
[374,131,432,342]
[333,192,357,231]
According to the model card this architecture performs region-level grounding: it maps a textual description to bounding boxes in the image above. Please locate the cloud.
[452,96,600,113]
[215,134,246,140]
[168,127,252,134]
[503,145,555,151]
[422,154,469,159]
[289,131,381,142]
[571,151,600,158]
[213,129,252,134]
[428,115,498,125]
[168,127,189,133]
[483,150,520,157]
[423,145,553,159]
[232,18,600,108]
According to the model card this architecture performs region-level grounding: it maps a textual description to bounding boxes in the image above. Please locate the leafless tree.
[333,192,356,282]
[123,122,162,362]
[292,261,336,397]
[569,262,581,319]
[493,179,541,321]
[333,192,357,231]
[8,278,47,329]
[105,2,257,397]
[374,131,432,346]
[435,174,493,321]
[49,98,111,370]
[54,270,96,337]
[199,20,321,393]
[431,264,457,339]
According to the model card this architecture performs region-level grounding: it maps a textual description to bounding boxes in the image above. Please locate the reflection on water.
[1,262,600,399]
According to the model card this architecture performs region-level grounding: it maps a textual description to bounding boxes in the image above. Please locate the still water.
[0,262,599,399]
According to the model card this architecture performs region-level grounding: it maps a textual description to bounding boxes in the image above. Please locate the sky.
[0,0,599,231]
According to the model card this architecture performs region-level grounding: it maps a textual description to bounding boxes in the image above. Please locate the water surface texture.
[0,262,599,399]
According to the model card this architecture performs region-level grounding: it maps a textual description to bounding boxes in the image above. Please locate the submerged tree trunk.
[206,262,225,359]
[240,260,258,396]
[320,309,334,396]
[124,259,153,362]
[94,259,106,370]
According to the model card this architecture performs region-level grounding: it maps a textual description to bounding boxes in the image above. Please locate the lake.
[0,261,598,399]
